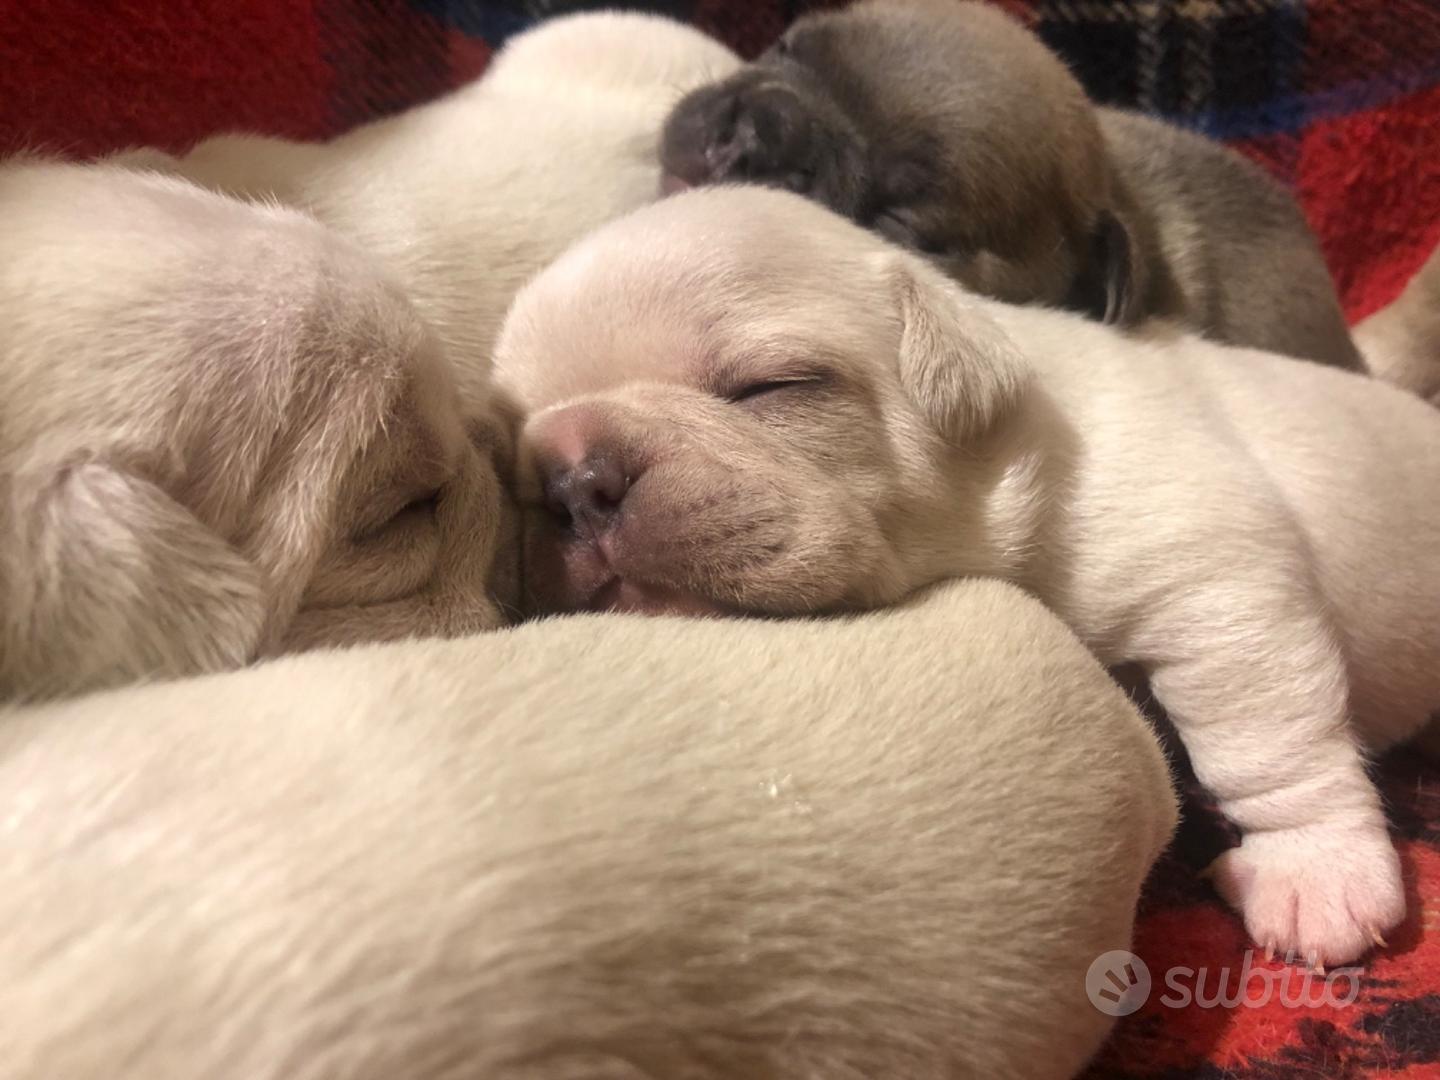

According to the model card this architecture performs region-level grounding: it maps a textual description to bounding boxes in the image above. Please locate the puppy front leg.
[1147,613,1402,968]
[1,464,266,701]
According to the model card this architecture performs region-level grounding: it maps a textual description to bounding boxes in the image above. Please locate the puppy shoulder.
[485,12,740,100]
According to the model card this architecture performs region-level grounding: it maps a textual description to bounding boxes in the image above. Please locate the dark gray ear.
[1070,209,1146,326]
[884,255,1030,442]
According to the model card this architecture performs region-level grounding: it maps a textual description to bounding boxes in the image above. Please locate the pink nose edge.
[660,172,692,197]
[530,407,591,470]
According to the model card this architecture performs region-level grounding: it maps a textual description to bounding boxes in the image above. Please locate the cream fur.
[0,160,514,701]
[1356,242,1440,405]
[116,12,741,411]
[1,11,735,699]
[0,579,1176,1080]
[495,186,1440,966]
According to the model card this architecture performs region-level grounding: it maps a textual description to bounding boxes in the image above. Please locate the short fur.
[0,161,514,701]
[0,579,1176,1080]
[119,11,742,411]
[494,186,1440,966]
[660,0,1361,369]
[1355,242,1440,405]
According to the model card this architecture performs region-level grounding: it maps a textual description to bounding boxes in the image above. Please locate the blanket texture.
[1,2,1436,1077]
[2,0,1438,320]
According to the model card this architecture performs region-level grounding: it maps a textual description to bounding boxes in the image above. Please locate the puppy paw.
[1206,824,1404,968]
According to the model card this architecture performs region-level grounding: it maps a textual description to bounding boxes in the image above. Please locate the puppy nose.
[698,91,759,176]
[544,455,631,534]
[708,88,805,183]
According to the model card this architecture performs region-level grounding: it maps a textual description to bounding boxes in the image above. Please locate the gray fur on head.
[661,0,1362,370]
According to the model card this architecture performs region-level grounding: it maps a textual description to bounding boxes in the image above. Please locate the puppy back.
[1098,110,1361,367]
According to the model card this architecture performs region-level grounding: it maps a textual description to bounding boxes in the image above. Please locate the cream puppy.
[0,160,513,701]
[121,12,741,410]
[494,186,1440,966]
[0,580,1176,1080]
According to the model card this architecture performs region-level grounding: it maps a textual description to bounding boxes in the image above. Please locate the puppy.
[120,12,741,411]
[493,185,1440,967]
[0,160,514,701]
[660,0,1362,370]
[0,579,1176,1080]
[1356,242,1440,406]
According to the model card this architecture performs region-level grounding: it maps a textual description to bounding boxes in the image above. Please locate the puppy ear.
[1070,209,1146,326]
[887,256,1029,441]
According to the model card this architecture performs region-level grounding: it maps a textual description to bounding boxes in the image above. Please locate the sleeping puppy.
[0,579,1176,1080]
[660,0,1362,370]
[120,12,741,410]
[492,186,1440,967]
[0,160,514,701]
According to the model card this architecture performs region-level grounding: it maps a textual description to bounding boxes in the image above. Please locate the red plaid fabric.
[3,0,1436,311]
[1,3,1436,1076]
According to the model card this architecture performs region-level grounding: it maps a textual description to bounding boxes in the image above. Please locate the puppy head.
[660,57,875,215]
[494,187,1029,617]
[660,0,1142,321]
[290,316,523,643]
[0,163,515,699]
[484,11,742,104]
[214,227,521,646]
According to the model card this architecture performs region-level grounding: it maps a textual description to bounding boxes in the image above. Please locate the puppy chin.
[660,172,693,197]
[592,579,725,617]
[522,516,723,618]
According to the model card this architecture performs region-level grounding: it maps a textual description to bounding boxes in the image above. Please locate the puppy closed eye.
[308,486,445,609]
[724,375,827,405]
[353,487,442,543]
[396,487,441,519]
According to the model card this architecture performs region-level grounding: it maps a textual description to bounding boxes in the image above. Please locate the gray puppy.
[661,0,1362,369]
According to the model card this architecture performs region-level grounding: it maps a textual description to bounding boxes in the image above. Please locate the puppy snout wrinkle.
[708,93,770,178]
[544,455,631,536]
[700,92,744,170]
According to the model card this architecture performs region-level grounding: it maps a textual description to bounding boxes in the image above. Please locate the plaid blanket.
[2,2,1437,1077]
[3,0,1438,319]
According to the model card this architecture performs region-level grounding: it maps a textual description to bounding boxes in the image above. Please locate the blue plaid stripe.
[393,0,1440,143]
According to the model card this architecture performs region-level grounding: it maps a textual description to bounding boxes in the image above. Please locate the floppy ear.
[888,256,1030,442]
[1069,209,1147,326]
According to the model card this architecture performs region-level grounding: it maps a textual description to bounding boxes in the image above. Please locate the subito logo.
[1086,950,1152,1016]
